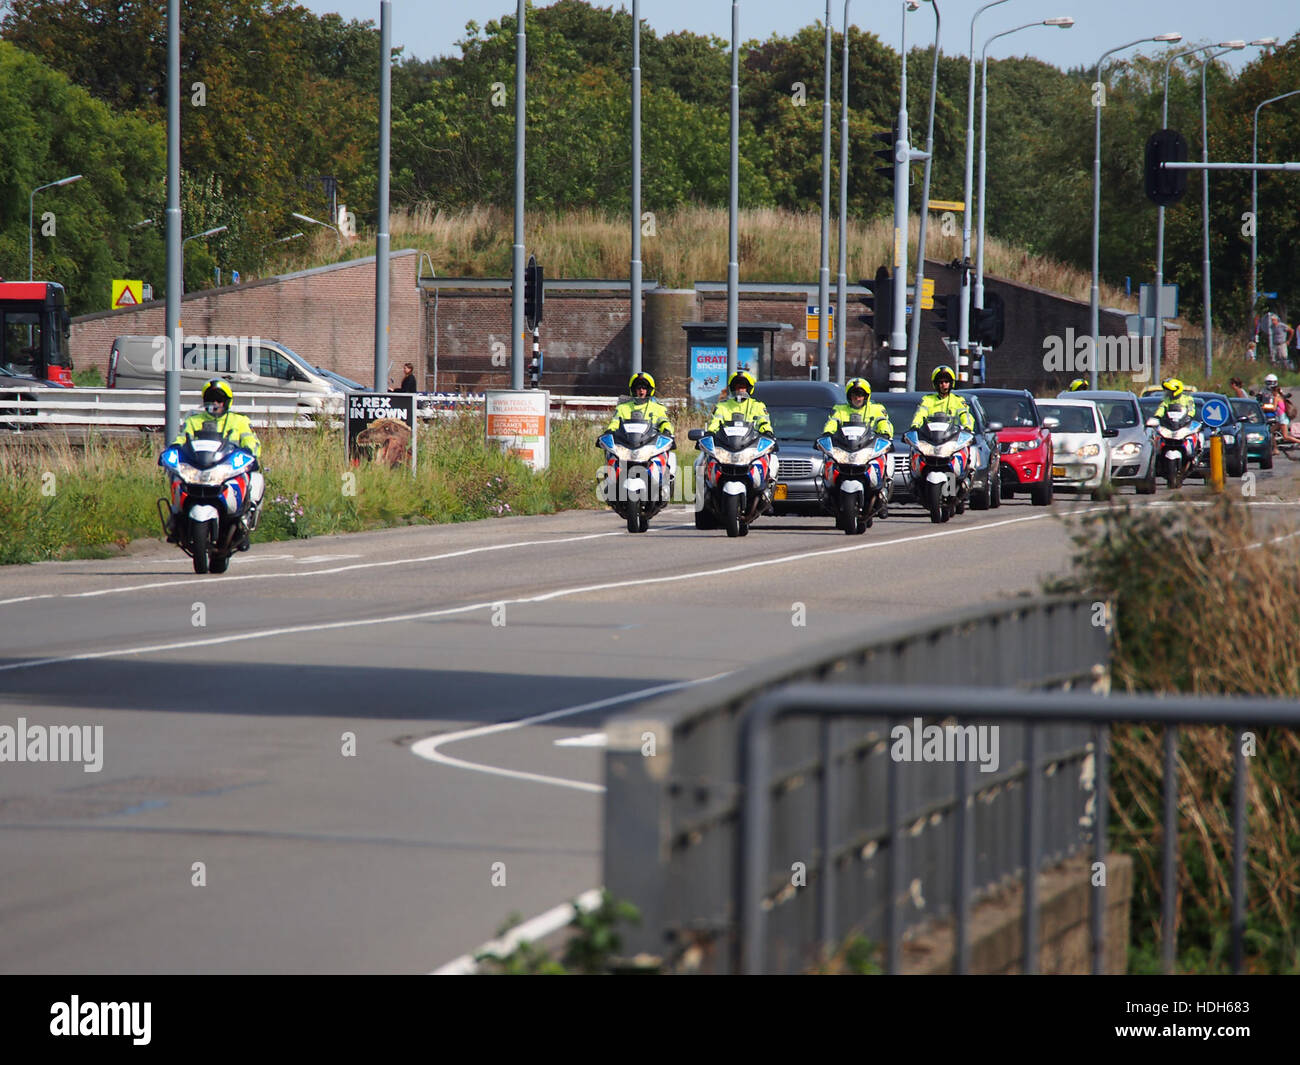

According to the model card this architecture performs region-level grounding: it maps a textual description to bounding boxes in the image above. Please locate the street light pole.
[292,211,342,250]
[904,0,940,393]
[976,17,1074,371]
[1252,87,1300,329]
[28,174,83,281]
[888,1,920,389]
[960,1,1013,384]
[818,1,833,383]
[1199,43,1245,379]
[836,0,853,388]
[1091,32,1182,389]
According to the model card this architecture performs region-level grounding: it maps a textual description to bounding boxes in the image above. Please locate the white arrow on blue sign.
[1201,399,1230,428]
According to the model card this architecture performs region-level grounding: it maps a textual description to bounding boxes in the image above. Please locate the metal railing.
[739,684,1300,974]
[602,596,1108,973]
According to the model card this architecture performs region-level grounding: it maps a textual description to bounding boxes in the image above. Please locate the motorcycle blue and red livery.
[905,412,974,524]
[1148,407,1203,489]
[157,430,259,574]
[597,416,676,533]
[688,417,779,537]
[816,419,892,535]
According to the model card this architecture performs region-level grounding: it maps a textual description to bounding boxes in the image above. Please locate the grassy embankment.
[0,409,710,565]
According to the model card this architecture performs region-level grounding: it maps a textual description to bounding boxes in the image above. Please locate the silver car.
[1057,389,1157,494]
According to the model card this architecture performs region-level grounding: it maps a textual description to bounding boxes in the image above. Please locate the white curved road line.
[431,888,605,975]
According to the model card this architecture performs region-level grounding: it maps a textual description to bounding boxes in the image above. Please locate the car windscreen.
[875,396,919,436]
[1038,404,1096,434]
[972,394,1037,428]
[1230,399,1265,424]
[767,405,833,442]
[1095,399,1139,429]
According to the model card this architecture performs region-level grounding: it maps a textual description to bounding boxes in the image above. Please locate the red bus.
[0,281,74,385]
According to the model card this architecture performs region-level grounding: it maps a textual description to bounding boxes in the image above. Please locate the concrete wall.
[71,250,423,388]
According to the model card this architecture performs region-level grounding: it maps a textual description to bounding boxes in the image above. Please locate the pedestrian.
[1268,311,1293,365]
[1244,339,1258,362]
[1229,377,1248,398]
[395,362,418,392]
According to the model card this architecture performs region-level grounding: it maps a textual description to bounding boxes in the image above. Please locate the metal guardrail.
[739,684,1300,975]
[0,389,634,429]
[602,595,1108,973]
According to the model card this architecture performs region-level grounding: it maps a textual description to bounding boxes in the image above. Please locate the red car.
[958,388,1053,505]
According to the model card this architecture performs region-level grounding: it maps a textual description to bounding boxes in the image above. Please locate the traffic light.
[872,123,898,191]
[972,291,1005,349]
[524,255,544,329]
[1145,129,1188,207]
[859,265,893,343]
[931,293,960,337]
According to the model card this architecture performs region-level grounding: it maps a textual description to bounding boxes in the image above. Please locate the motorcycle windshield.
[614,420,657,448]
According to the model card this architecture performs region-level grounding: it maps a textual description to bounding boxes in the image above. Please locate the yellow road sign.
[921,277,935,310]
[806,305,835,342]
[928,199,965,212]
[112,280,143,309]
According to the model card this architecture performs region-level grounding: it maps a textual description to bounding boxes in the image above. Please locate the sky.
[299,0,1298,72]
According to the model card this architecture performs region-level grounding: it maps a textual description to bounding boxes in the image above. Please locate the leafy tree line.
[3,0,1299,335]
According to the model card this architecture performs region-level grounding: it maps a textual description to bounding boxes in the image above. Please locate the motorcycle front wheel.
[841,493,860,536]
[724,493,742,538]
[627,500,643,534]
[927,482,943,524]
[191,521,211,574]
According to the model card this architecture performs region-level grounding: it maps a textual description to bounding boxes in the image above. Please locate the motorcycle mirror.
[687,429,705,441]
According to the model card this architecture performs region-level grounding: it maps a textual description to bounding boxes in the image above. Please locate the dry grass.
[260,204,1147,316]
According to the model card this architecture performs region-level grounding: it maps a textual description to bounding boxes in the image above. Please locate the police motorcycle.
[1147,406,1204,489]
[816,415,893,535]
[597,416,676,533]
[688,415,779,537]
[905,412,975,524]
[157,430,259,574]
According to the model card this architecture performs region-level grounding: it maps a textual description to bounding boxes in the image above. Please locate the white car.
[1036,398,1116,498]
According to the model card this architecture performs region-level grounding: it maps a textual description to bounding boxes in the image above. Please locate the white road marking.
[409,676,723,794]
[554,733,608,748]
[0,511,1055,674]
[431,888,605,975]
[1,530,625,603]
[292,554,361,564]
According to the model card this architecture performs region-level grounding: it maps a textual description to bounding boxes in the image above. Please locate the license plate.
[774,484,788,500]
[1051,465,1066,478]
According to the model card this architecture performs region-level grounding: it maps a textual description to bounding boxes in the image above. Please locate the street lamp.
[959,0,1014,382]
[817,0,833,382]
[262,231,305,252]
[975,17,1074,349]
[1251,85,1300,327]
[292,211,342,249]
[1090,32,1183,389]
[904,0,940,392]
[835,0,855,387]
[28,174,83,281]
[182,225,228,247]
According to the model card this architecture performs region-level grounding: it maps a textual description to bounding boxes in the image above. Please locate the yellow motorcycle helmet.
[628,372,656,396]
[846,377,872,403]
[931,364,957,386]
[1067,378,1088,391]
[202,378,234,414]
[729,370,757,395]
[1161,377,1187,398]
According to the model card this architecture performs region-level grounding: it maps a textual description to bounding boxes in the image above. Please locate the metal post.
[375,1,392,392]
[165,0,181,440]
[511,0,527,391]
[1092,723,1110,974]
[727,1,739,380]
[818,1,832,383]
[1231,726,1246,974]
[954,759,972,973]
[835,0,853,389]
[1249,90,1300,341]
[961,2,1011,384]
[1162,726,1178,972]
[905,0,940,392]
[630,0,642,375]
[1023,723,1040,973]
[818,720,836,958]
[1200,55,1215,380]
[889,2,912,375]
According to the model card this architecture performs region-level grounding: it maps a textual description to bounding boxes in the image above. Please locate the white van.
[107,335,347,399]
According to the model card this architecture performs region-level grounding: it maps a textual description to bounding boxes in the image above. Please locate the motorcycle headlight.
[831,447,867,464]
[1077,443,1100,458]
[913,439,938,457]
[610,444,635,461]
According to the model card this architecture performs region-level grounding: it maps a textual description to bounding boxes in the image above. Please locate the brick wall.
[72,250,423,387]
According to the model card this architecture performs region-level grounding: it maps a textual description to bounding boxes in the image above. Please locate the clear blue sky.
[302,0,1297,71]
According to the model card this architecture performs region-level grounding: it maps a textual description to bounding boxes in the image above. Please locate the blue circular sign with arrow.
[1201,398,1230,428]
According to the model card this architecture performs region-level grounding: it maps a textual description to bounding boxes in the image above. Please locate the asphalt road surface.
[2,464,1297,973]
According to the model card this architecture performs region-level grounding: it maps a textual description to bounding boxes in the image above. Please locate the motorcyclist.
[823,377,895,519]
[606,372,674,437]
[910,365,975,431]
[822,378,894,437]
[707,370,773,437]
[165,378,264,544]
[1150,377,1197,420]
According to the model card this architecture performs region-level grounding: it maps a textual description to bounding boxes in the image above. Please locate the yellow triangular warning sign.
[115,288,138,307]
[111,280,143,309]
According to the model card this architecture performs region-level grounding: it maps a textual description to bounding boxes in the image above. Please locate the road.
[1,464,1297,973]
